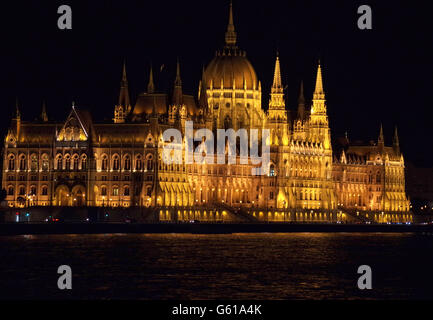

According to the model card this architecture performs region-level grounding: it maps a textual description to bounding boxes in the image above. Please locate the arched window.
[30,185,37,195]
[112,186,119,196]
[31,155,38,171]
[73,154,79,171]
[124,155,131,170]
[65,155,71,171]
[113,155,120,170]
[19,155,26,171]
[101,155,108,170]
[56,155,62,170]
[135,155,142,171]
[376,171,381,183]
[42,186,48,196]
[146,155,153,171]
[7,186,14,196]
[101,186,107,196]
[19,185,25,195]
[81,155,87,170]
[124,186,130,196]
[42,154,49,171]
[8,155,15,171]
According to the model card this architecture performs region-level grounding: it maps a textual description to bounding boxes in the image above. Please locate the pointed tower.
[297,81,305,121]
[393,126,400,154]
[225,1,237,47]
[172,58,183,106]
[114,61,132,123]
[41,100,48,122]
[199,66,209,112]
[268,53,286,119]
[378,123,385,150]
[312,60,326,114]
[15,97,21,120]
[13,98,21,139]
[267,53,288,147]
[169,59,185,125]
[310,60,331,149]
[147,64,155,94]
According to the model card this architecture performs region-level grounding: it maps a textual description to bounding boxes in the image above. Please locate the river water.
[1,233,432,300]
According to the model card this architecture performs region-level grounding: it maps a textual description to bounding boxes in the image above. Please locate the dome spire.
[225,1,237,46]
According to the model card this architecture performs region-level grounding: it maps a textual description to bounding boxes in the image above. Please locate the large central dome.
[204,2,258,91]
[205,50,258,90]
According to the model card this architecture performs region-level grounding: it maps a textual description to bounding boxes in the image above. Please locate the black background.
[1,0,432,166]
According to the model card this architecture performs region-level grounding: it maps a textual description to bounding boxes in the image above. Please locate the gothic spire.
[393,126,399,149]
[118,60,131,107]
[225,1,237,46]
[172,58,183,105]
[41,100,48,122]
[268,53,286,116]
[199,65,209,110]
[271,52,283,94]
[15,97,21,119]
[147,64,155,94]
[313,60,325,100]
[378,123,384,147]
[297,80,305,120]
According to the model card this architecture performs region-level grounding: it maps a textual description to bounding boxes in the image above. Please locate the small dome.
[204,49,258,90]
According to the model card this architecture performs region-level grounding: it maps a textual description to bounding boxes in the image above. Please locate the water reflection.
[0,233,432,299]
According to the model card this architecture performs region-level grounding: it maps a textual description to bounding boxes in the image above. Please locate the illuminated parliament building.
[2,3,411,223]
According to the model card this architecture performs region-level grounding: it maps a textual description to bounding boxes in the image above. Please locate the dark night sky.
[1,0,432,166]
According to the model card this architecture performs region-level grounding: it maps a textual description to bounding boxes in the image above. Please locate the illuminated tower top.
[269,53,285,110]
[313,61,325,101]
